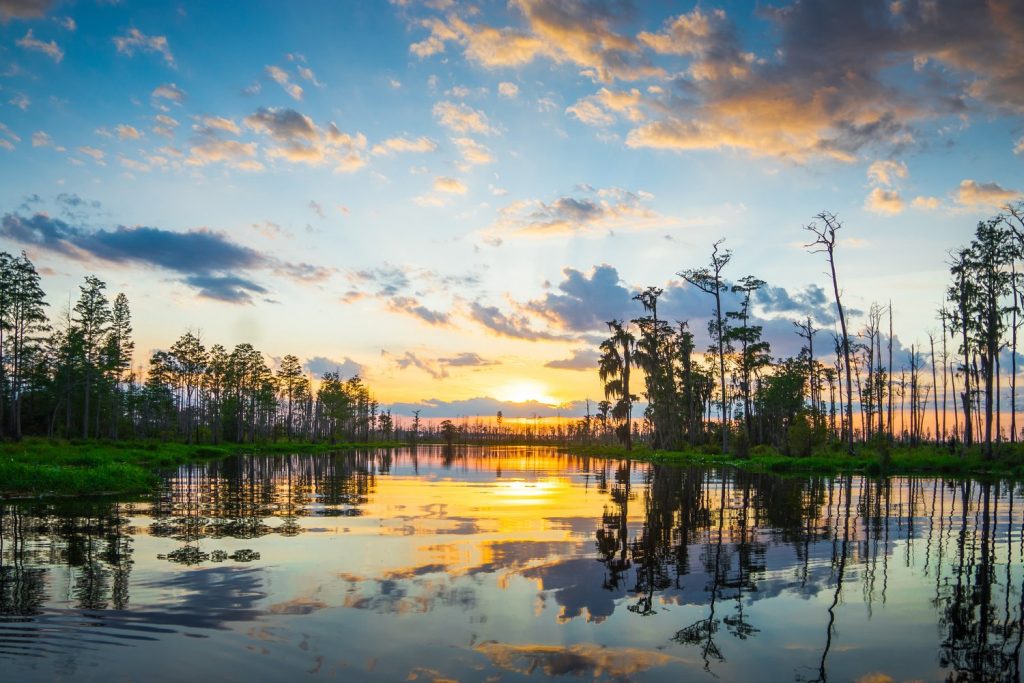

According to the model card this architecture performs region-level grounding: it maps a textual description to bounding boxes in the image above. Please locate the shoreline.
[4,438,1023,500]
[0,438,407,499]
[559,443,1024,479]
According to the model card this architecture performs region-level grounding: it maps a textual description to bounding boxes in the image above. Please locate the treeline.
[0,254,389,444]
[596,203,1024,460]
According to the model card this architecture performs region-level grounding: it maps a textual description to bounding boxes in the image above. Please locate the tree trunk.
[714,287,728,454]
[830,256,854,453]
[930,335,940,444]
[959,275,973,447]
[888,304,894,440]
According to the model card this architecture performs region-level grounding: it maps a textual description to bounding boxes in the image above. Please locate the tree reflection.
[1,449,1024,682]
[149,451,375,562]
[593,464,1024,683]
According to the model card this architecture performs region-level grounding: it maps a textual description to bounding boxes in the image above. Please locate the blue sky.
[1,0,1022,416]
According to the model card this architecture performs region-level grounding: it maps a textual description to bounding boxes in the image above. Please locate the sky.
[0,0,1022,419]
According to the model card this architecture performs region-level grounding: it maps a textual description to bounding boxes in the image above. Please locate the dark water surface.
[2,446,1023,682]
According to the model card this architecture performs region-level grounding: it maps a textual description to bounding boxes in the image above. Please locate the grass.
[0,437,406,498]
[562,442,1024,478]
[7,437,1023,499]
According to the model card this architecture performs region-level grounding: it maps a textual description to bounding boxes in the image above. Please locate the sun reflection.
[492,479,563,506]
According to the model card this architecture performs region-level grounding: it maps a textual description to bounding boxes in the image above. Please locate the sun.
[494,380,558,405]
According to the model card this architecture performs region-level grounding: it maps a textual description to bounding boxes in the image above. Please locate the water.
[1,446,1022,682]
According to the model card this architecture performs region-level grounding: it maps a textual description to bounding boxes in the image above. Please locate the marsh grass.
[0,438,405,497]
[564,442,1024,478]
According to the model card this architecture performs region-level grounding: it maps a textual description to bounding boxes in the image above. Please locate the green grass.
[0,437,406,498]
[562,442,1024,478]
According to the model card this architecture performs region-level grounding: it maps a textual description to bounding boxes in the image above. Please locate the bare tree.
[679,239,732,454]
[806,213,854,454]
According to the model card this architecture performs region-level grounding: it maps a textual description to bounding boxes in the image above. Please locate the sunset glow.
[0,1,1021,421]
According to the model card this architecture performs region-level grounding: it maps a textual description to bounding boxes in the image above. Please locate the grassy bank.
[562,443,1024,478]
[0,438,405,498]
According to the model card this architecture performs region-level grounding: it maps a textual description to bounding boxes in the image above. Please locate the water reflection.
[1,446,1022,681]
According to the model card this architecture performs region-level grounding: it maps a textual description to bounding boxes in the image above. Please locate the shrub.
[731,427,750,459]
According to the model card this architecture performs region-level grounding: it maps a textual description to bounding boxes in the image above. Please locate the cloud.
[864,187,904,214]
[622,2,1024,161]
[487,187,668,238]
[912,195,941,210]
[243,106,367,171]
[187,131,260,171]
[439,352,496,367]
[201,116,240,134]
[756,283,837,325]
[0,211,331,304]
[452,136,493,165]
[115,124,142,140]
[77,146,105,163]
[433,101,495,134]
[266,65,303,101]
[153,114,180,137]
[567,87,645,127]
[350,263,412,296]
[1016,138,1024,155]
[408,1,661,82]
[412,193,449,208]
[183,274,267,303]
[468,301,559,340]
[517,263,834,358]
[152,83,185,104]
[384,348,499,380]
[386,296,451,325]
[304,356,364,378]
[31,130,52,147]
[1,0,54,20]
[866,160,907,187]
[16,29,62,62]
[8,93,29,110]
[433,176,467,194]
[372,136,438,155]
[544,348,599,370]
[113,28,175,67]
[0,123,20,151]
[345,264,478,321]
[566,99,614,126]
[498,82,519,98]
[389,396,582,419]
[526,264,632,332]
[956,179,1021,208]
[389,351,447,379]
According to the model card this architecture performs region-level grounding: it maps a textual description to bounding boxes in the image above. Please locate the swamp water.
[1,446,1022,681]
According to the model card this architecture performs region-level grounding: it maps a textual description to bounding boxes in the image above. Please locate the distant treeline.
[595,203,1024,459]
[0,258,393,444]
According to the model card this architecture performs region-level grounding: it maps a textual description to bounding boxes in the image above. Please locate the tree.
[805,213,854,454]
[948,248,974,448]
[74,275,111,439]
[411,409,421,443]
[727,276,770,441]
[439,419,457,447]
[956,219,1013,458]
[170,331,208,444]
[0,251,12,439]
[104,292,133,438]
[679,239,732,454]
[276,354,306,440]
[4,253,49,439]
[599,320,636,450]
[632,287,679,448]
